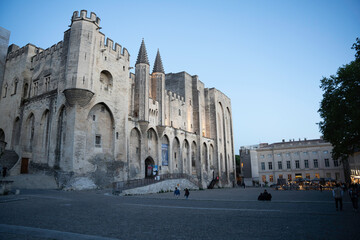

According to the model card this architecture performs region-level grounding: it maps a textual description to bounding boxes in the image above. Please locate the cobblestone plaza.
[0,188,359,240]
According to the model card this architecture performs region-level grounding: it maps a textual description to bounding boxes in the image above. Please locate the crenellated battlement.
[167,90,185,102]
[6,44,39,61]
[101,36,130,61]
[31,41,63,63]
[71,10,100,27]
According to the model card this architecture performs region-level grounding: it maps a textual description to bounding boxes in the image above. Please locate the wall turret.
[151,49,165,124]
[134,39,150,120]
[63,10,100,106]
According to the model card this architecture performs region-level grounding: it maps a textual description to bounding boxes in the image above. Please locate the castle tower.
[151,49,165,125]
[134,39,150,121]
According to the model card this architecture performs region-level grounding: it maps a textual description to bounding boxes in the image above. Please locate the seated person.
[258,190,272,201]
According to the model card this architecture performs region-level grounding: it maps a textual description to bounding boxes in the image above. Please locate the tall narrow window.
[304,160,309,168]
[295,160,300,169]
[268,162,272,170]
[325,158,330,167]
[45,76,50,91]
[278,161,282,170]
[261,162,265,170]
[13,80,18,94]
[313,159,318,168]
[286,161,291,169]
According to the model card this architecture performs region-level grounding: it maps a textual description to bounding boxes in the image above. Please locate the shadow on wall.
[90,153,124,188]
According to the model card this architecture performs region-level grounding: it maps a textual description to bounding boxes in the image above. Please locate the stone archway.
[145,157,155,178]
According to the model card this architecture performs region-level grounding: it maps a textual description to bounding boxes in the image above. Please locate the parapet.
[167,90,185,102]
[71,10,100,28]
[101,36,130,61]
[31,41,63,63]
[6,43,39,61]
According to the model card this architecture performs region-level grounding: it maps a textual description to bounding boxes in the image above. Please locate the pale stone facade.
[0,10,235,188]
[241,139,345,186]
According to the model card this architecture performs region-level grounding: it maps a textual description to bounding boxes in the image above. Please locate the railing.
[112,173,200,193]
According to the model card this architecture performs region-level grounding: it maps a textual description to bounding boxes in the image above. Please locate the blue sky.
[1,0,359,151]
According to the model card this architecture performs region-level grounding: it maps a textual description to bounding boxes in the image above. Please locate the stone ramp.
[121,178,199,195]
[0,150,19,169]
[5,174,58,190]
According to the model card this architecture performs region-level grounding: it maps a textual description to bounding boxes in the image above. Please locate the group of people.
[258,189,272,201]
[332,183,359,212]
[174,187,190,199]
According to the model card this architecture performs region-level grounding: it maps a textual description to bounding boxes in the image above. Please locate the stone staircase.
[0,150,19,170]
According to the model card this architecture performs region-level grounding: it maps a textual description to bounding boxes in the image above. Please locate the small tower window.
[95,135,101,147]
[93,115,96,121]
[3,83,8,98]
[13,79,18,95]
[179,109,181,116]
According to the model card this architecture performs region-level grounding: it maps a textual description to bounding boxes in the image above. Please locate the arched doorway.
[145,157,155,178]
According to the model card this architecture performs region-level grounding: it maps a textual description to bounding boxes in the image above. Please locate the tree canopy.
[318,38,360,183]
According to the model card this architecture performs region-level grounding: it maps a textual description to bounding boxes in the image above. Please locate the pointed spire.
[153,49,165,73]
[136,38,149,65]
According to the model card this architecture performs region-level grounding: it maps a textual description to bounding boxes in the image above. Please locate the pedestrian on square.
[184,188,190,199]
[332,184,344,211]
[174,187,180,198]
[349,184,359,212]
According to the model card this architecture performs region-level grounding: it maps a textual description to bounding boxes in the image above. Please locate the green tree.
[318,38,360,184]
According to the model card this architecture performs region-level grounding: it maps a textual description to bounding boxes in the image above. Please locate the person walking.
[184,188,190,199]
[333,184,344,211]
[174,187,180,198]
[349,184,359,212]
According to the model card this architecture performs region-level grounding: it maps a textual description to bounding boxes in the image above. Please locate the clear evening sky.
[1,0,359,152]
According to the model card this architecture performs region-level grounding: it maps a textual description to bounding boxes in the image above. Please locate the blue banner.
[161,144,169,166]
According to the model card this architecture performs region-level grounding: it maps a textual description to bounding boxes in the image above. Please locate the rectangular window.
[295,160,300,169]
[313,159,318,168]
[312,151,317,155]
[279,174,283,179]
[303,152,308,155]
[315,173,320,179]
[286,161,291,169]
[306,173,310,179]
[261,162,265,170]
[323,150,328,154]
[286,153,290,157]
[334,159,339,167]
[326,172,331,178]
[278,161,282,170]
[335,172,340,181]
[269,175,274,182]
[268,162,272,170]
[277,154,281,157]
[325,158,330,167]
[260,155,265,159]
[288,174,292,181]
[304,160,309,168]
[262,175,266,183]
[267,154,272,158]
[95,135,101,147]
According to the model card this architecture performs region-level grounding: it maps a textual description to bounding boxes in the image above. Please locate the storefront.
[350,169,360,184]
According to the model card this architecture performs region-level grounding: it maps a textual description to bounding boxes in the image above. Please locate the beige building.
[0,10,235,189]
[251,139,344,185]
